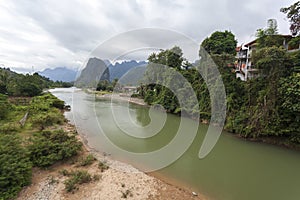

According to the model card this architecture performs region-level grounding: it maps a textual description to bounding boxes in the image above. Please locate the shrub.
[28,129,82,168]
[0,94,10,120]
[121,189,133,198]
[31,110,64,129]
[50,99,65,109]
[98,161,109,172]
[30,93,65,113]
[76,154,96,167]
[59,169,71,176]
[93,174,101,181]
[64,170,92,192]
[0,134,32,200]
[0,122,19,134]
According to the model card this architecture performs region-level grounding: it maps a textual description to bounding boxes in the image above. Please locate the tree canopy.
[201,30,237,55]
[281,1,300,36]
[0,68,72,97]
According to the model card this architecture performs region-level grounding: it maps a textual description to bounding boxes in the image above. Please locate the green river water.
[51,88,300,200]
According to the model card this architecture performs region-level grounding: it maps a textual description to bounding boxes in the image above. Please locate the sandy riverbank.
[17,122,207,200]
[94,92,148,106]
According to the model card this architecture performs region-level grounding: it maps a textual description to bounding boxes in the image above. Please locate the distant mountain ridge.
[38,59,147,85]
[108,60,147,81]
[38,67,77,82]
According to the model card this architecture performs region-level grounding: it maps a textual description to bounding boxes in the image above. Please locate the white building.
[235,35,295,81]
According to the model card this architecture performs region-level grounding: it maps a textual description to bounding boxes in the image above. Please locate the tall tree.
[255,19,284,48]
[281,1,300,36]
[201,30,237,55]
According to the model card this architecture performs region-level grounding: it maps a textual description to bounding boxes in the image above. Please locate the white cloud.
[0,0,297,72]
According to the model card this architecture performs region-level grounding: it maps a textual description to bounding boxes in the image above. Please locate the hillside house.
[235,35,298,81]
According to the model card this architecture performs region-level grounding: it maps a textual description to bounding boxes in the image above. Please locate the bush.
[76,154,96,167]
[28,129,82,168]
[50,99,65,109]
[30,93,65,113]
[0,94,10,120]
[98,161,109,172]
[121,189,133,198]
[0,122,19,134]
[59,169,71,176]
[0,134,32,200]
[63,170,92,192]
[31,110,64,129]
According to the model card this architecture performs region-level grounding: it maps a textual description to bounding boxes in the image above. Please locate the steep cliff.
[75,58,110,87]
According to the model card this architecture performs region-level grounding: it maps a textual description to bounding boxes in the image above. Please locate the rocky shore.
[95,92,148,106]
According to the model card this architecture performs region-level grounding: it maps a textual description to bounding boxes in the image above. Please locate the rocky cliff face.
[75,57,110,87]
[109,60,147,81]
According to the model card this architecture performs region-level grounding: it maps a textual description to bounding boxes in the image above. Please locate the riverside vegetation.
[95,3,300,148]
[136,3,300,148]
[137,35,300,148]
[1,2,299,199]
[0,70,84,199]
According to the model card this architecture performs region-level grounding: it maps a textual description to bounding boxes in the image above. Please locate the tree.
[278,73,300,141]
[201,30,237,55]
[148,46,184,69]
[281,1,300,36]
[252,46,291,77]
[266,19,278,35]
[96,80,111,91]
[255,19,285,48]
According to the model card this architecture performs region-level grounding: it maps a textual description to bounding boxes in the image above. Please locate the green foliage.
[50,99,65,109]
[31,110,64,129]
[281,1,300,36]
[252,46,291,77]
[201,30,237,55]
[0,123,19,134]
[5,73,44,97]
[288,36,300,49]
[63,170,92,192]
[0,94,10,120]
[140,36,299,145]
[0,68,73,97]
[98,161,109,172]
[0,78,79,199]
[59,169,71,176]
[0,134,32,200]
[288,50,300,72]
[28,129,82,168]
[96,80,112,91]
[278,73,300,138]
[29,93,66,129]
[76,154,96,167]
[254,19,292,48]
[148,46,184,70]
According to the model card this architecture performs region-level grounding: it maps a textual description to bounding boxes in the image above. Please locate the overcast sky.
[0,0,297,73]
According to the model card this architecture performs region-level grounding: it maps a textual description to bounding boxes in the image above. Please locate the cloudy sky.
[0,0,297,73]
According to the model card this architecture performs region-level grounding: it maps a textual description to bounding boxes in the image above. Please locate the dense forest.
[0,67,73,97]
[138,2,300,147]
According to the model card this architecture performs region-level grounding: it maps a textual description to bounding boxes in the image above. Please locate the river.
[50,87,300,200]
